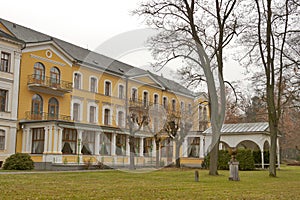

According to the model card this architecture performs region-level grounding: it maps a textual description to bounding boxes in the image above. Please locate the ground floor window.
[188,137,200,158]
[81,131,95,155]
[143,138,153,157]
[62,129,77,154]
[0,130,5,150]
[100,132,111,155]
[133,138,140,156]
[116,134,126,156]
[32,128,45,154]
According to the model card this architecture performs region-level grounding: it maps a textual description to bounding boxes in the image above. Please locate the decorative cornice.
[30,54,66,67]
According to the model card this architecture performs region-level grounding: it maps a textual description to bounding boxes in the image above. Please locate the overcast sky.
[2,0,245,84]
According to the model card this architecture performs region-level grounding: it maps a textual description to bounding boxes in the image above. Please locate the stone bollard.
[195,170,199,182]
[228,160,240,181]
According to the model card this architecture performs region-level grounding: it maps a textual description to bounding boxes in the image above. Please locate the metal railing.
[27,74,73,91]
[25,111,71,121]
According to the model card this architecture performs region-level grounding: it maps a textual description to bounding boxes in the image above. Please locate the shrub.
[3,153,34,170]
[203,149,255,171]
[236,149,255,170]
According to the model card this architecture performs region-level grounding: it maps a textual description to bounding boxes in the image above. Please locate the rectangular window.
[73,103,80,121]
[118,111,124,127]
[89,106,96,123]
[62,129,77,154]
[90,78,97,93]
[104,109,110,125]
[31,128,45,154]
[0,89,8,112]
[105,81,111,96]
[118,85,124,99]
[116,134,126,156]
[188,104,192,114]
[100,132,111,155]
[133,138,140,156]
[0,130,5,150]
[181,102,185,112]
[81,131,95,155]
[0,52,10,72]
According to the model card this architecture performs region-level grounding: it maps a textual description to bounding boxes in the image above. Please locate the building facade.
[0,27,23,166]
[0,18,211,168]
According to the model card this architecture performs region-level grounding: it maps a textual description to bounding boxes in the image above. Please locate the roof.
[203,122,269,134]
[0,18,194,97]
[0,29,24,44]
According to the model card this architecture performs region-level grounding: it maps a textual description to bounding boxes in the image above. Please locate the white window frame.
[102,105,112,126]
[104,80,112,96]
[131,87,138,101]
[116,108,126,128]
[153,93,159,105]
[87,102,98,123]
[118,84,125,99]
[71,98,83,121]
[73,71,83,90]
[163,96,168,109]
[0,129,6,150]
[142,90,149,106]
[89,76,98,93]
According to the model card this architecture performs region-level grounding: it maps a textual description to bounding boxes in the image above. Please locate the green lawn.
[0,166,299,199]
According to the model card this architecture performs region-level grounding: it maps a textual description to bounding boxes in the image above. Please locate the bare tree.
[238,0,300,177]
[134,0,238,175]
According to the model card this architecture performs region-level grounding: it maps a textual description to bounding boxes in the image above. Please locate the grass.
[0,166,299,199]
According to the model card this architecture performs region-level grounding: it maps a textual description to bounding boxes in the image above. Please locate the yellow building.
[0,18,210,169]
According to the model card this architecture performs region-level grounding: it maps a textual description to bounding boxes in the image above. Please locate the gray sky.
[2,0,244,84]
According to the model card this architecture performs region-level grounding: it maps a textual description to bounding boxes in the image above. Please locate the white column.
[9,127,17,154]
[53,126,58,153]
[27,129,32,153]
[139,137,144,157]
[111,133,116,156]
[202,137,206,157]
[261,150,265,169]
[58,128,63,153]
[48,125,53,153]
[95,132,100,155]
[152,138,156,157]
[44,127,49,153]
[199,136,204,158]
[22,128,28,153]
[77,130,83,154]
[277,138,280,169]
[183,137,188,157]
[126,136,130,156]
[11,51,21,120]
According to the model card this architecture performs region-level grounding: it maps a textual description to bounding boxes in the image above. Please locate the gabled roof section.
[129,72,165,89]
[203,122,269,134]
[0,18,194,97]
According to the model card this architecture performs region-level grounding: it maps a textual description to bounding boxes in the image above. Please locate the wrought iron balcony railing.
[27,74,73,91]
[24,111,72,121]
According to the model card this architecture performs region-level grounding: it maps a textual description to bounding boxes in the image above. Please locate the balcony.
[24,111,72,121]
[27,74,72,96]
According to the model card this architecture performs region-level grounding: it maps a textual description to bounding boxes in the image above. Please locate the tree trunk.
[129,136,135,170]
[269,121,278,177]
[175,143,181,168]
[209,141,219,175]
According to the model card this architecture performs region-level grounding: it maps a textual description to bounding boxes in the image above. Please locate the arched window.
[203,107,207,121]
[48,97,59,119]
[143,91,149,107]
[104,81,111,96]
[104,108,111,125]
[0,129,5,150]
[74,72,82,89]
[163,97,168,110]
[33,62,45,83]
[50,67,60,87]
[172,99,176,111]
[90,77,97,93]
[154,94,159,105]
[31,94,43,120]
[118,111,124,127]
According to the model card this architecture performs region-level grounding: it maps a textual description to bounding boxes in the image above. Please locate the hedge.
[3,153,34,170]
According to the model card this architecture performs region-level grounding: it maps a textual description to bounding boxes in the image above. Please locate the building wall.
[0,37,22,163]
